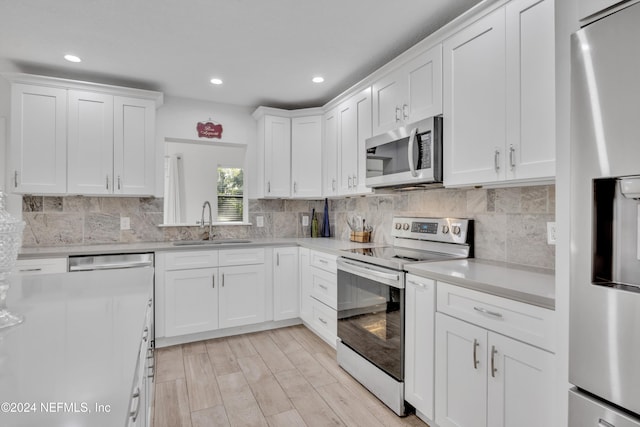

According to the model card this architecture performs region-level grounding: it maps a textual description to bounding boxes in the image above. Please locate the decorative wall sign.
[197,120,223,139]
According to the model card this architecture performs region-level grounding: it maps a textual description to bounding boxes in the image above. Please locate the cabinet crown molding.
[2,73,164,107]
[252,106,323,120]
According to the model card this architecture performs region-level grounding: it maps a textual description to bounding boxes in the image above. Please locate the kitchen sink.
[172,239,252,246]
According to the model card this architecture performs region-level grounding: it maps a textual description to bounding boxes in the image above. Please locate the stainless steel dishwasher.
[68,252,155,427]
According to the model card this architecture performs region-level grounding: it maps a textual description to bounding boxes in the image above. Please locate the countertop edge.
[405,263,556,311]
[18,238,377,259]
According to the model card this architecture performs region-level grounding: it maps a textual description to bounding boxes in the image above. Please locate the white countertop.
[406,259,555,309]
[18,237,379,259]
[0,269,152,426]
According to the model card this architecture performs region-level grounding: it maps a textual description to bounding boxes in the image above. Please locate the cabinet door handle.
[277,253,280,266]
[509,145,516,170]
[19,268,42,272]
[14,170,18,188]
[293,181,297,193]
[212,275,215,288]
[129,387,141,421]
[402,104,409,120]
[352,175,357,187]
[222,274,225,287]
[494,150,500,172]
[473,338,479,369]
[491,345,498,377]
[117,175,122,190]
[319,284,328,290]
[598,419,615,427]
[318,317,327,325]
[395,106,401,122]
[473,306,503,318]
[407,280,427,289]
[106,174,110,190]
[348,176,352,188]
[332,179,336,191]
[267,181,271,193]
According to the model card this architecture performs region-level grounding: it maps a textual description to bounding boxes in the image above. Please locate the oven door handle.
[337,259,404,289]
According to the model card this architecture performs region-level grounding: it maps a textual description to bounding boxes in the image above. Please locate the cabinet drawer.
[436,281,555,352]
[14,257,67,275]
[163,250,218,270]
[310,250,337,273]
[219,248,265,266]
[310,298,337,347]
[310,267,337,310]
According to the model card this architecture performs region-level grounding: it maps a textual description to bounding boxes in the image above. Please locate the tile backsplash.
[21,185,555,269]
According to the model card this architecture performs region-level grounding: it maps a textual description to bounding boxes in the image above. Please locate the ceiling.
[0,0,483,109]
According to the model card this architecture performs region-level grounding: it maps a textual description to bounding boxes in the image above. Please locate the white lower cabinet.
[435,312,555,427]
[157,249,267,340]
[219,264,266,329]
[164,267,218,337]
[273,247,299,321]
[298,248,313,323]
[404,274,436,423]
[299,249,338,347]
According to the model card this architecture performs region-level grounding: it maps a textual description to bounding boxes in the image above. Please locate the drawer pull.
[318,259,329,264]
[474,306,503,318]
[318,317,327,325]
[129,387,141,421]
[19,268,42,272]
[408,280,427,289]
[598,419,615,427]
[491,345,498,378]
[319,284,328,290]
[473,339,479,369]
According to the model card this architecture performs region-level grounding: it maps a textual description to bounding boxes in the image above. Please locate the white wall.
[154,95,256,197]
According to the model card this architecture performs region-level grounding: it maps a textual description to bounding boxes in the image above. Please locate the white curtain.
[163,154,184,224]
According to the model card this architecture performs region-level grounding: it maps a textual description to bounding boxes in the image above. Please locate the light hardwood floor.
[153,325,429,427]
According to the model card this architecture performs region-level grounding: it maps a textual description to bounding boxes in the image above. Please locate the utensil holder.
[350,231,371,243]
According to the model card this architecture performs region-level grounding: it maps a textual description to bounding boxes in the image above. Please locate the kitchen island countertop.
[0,270,152,427]
[406,258,555,310]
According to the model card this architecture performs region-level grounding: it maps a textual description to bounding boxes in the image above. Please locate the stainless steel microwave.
[365,116,442,189]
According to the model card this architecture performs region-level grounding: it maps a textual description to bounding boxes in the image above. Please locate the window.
[217,167,244,222]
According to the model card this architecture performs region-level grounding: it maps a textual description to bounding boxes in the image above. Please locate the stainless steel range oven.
[336,217,472,416]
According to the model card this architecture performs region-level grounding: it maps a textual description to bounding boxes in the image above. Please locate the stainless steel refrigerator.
[570,2,640,425]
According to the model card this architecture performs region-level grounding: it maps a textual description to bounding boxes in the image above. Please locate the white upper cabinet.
[291,116,322,198]
[444,0,555,187]
[263,115,291,198]
[443,8,507,187]
[505,0,555,181]
[113,96,156,195]
[67,91,114,195]
[10,84,67,194]
[8,74,162,196]
[337,87,373,196]
[322,108,339,197]
[372,44,443,136]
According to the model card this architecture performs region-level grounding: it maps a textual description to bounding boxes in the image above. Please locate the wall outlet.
[547,222,557,245]
[256,216,264,227]
[302,215,309,227]
[120,216,131,230]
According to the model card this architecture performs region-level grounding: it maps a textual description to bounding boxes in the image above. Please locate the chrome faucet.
[200,201,214,240]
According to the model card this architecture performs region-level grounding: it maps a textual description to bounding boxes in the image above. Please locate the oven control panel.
[391,217,471,244]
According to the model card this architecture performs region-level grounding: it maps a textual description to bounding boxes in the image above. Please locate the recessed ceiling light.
[210,78,223,85]
[64,54,82,63]
[312,76,324,83]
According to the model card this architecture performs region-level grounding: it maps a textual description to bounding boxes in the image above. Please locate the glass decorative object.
[0,191,25,329]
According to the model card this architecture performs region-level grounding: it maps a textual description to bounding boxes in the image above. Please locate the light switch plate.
[120,216,131,230]
[302,215,309,227]
[256,216,264,227]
